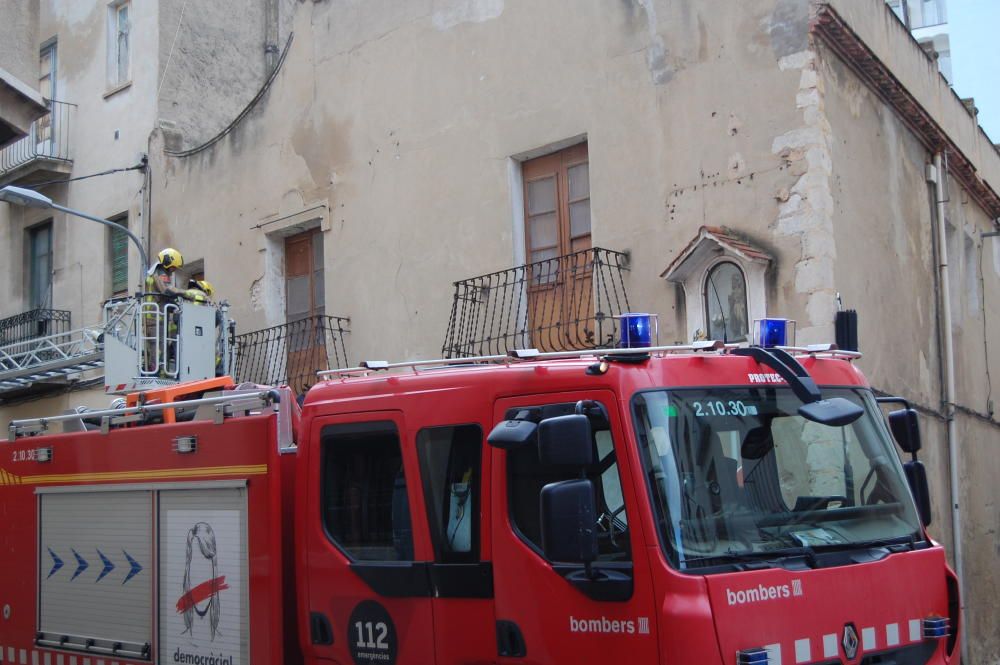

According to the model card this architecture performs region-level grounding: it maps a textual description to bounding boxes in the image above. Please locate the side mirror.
[903,459,932,526]
[797,397,864,427]
[537,414,594,466]
[888,408,921,454]
[487,419,537,450]
[540,479,598,564]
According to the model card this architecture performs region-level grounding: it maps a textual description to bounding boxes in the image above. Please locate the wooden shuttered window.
[520,142,596,352]
[109,215,129,296]
[522,142,591,273]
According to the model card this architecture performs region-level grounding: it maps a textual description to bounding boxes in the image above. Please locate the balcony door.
[522,142,593,351]
[37,42,56,155]
[285,228,325,394]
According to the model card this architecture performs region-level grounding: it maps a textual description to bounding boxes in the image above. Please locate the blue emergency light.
[618,313,654,348]
[756,318,795,348]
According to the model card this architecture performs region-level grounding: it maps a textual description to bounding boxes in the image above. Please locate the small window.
[321,422,413,561]
[506,402,630,563]
[416,425,482,562]
[704,261,749,343]
[107,1,131,89]
[108,213,129,296]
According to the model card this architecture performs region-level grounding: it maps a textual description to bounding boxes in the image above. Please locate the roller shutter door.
[38,490,153,658]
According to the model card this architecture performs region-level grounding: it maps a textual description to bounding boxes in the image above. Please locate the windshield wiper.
[682,547,815,569]
[809,534,918,553]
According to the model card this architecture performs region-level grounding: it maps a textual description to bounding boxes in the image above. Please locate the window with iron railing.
[0,309,71,347]
[232,315,350,394]
[441,247,631,358]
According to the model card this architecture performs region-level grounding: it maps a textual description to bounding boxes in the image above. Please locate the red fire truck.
[0,329,960,665]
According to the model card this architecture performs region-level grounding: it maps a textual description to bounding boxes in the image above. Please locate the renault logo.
[842,623,859,660]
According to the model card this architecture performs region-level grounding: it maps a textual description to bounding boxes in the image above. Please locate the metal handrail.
[233,315,350,392]
[0,308,71,346]
[8,389,280,440]
[441,247,632,358]
[318,342,861,380]
[0,99,76,176]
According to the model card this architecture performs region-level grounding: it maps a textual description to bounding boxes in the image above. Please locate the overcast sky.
[949,0,1000,142]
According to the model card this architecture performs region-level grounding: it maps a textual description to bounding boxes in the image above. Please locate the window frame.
[319,420,416,563]
[503,400,632,564]
[521,142,591,288]
[37,40,57,144]
[106,0,131,91]
[702,259,750,343]
[415,424,483,564]
[107,212,129,297]
[27,220,54,310]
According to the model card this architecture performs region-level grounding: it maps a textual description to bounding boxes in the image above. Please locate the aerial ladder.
[0,296,234,397]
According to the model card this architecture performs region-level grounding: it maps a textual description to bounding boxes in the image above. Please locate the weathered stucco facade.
[0,0,998,660]
[0,0,47,147]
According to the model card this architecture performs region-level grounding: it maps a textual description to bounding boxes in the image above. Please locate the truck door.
[491,391,658,664]
[412,417,496,665]
[304,411,436,665]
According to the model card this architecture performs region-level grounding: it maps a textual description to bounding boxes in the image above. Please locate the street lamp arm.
[49,202,150,277]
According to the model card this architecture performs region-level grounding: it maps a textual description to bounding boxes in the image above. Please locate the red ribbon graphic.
[175,576,229,614]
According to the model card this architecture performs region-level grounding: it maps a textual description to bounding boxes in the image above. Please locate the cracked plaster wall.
[147,0,816,360]
[818,38,1000,665]
[0,0,39,87]
[156,0,269,151]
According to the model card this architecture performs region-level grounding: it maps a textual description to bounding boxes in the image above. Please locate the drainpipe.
[930,151,964,661]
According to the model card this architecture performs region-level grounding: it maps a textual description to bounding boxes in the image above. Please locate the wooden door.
[285,229,325,394]
[522,143,594,351]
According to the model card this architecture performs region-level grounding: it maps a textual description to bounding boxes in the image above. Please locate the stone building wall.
[1,0,997,658]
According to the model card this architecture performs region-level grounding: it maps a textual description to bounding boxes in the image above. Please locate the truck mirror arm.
[731,346,821,404]
[732,346,863,426]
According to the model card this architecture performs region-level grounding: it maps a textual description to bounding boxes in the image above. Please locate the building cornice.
[812,4,1000,219]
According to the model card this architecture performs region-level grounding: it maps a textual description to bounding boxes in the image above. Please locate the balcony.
[0,308,71,346]
[0,100,75,186]
[0,70,50,149]
[232,315,350,395]
[442,247,632,358]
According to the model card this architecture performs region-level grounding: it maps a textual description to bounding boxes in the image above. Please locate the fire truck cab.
[0,335,960,665]
[295,342,958,665]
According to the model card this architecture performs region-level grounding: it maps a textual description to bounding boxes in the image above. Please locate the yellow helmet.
[157,247,183,270]
[189,279,214,298]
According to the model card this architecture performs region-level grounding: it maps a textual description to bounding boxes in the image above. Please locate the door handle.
[496,620,526,658]
[310,611,334,645]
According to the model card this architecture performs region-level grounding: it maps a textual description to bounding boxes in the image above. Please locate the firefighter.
[144,248,186,375]
[184,278,214,304]
[145,248,186,297]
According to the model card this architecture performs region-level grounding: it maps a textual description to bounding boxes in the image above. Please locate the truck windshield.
[632,387,922,570]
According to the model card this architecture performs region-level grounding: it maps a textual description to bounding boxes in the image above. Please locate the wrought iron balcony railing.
[232,315,350,394]
[442,247,631,358]
[0,99,75,180]
[0,308,71,347]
